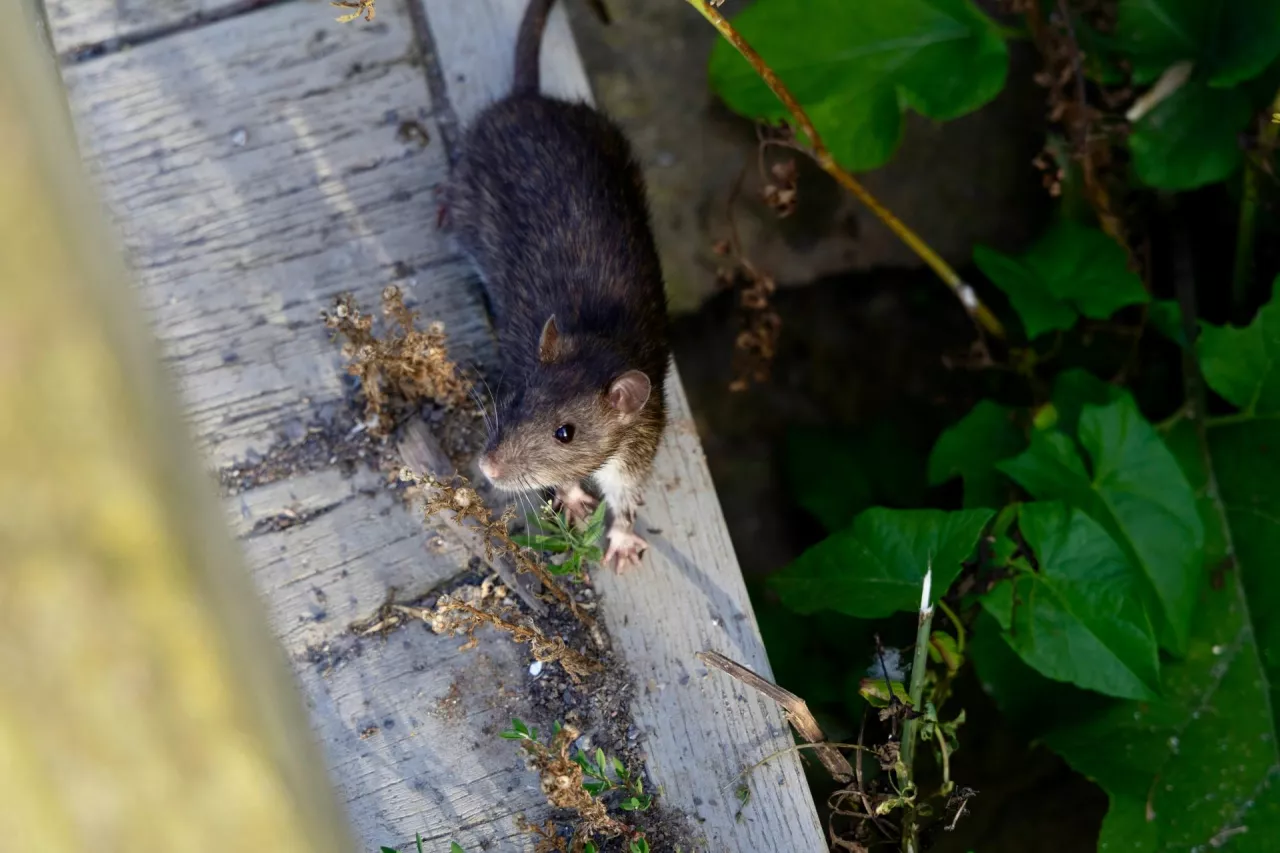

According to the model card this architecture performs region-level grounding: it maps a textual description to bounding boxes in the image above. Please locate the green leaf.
[1198,280,1280,414]
[1112,0,1280,86]
[1049,368,1124,437]
[999,397,1204,654]
[708,0,1008,171]
[927,400,1026,508]
[449,844,464,853]
[1147,298,1188,346]
[1206,419,1280,729]
[981,503,1160,700]
[974,221,1149,338]
[969,608,1111,735]
[1129,79,1253,190]
[381,847,397,852]
[973,245,1078,338]
[785,423,928,531]
[770,507,994,618]
[510,533,572,553]
[1044,571,1280,851]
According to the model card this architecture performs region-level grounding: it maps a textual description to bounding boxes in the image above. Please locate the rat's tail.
[512,0,556,96]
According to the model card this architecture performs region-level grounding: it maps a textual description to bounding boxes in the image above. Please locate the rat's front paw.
[603,527,648,571]
[554,484,598,527]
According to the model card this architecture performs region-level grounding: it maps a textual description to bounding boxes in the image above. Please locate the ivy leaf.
[927,400,1026,508]
[708,0,1008,171]
[981,503,1160,700]
[1044,570,1280,850]
[1198,280,1280,415]
[1129,79,1254,190]
[770,508,993,618]
[974,221,1149,339]
[999,397,1204,654]
[1112,0,1280,86]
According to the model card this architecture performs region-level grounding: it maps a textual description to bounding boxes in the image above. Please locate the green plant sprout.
[511,500,608,577]
[574,746,653,811]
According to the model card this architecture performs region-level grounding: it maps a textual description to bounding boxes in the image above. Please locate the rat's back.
[448,0,667,379]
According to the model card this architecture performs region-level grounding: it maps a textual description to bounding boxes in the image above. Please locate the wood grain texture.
[48,0,232,53]
[56,0,826,848]
[423,1,827,849]
[56,3,554,850]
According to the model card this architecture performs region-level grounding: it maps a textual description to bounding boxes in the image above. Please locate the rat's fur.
[449,0,669,568]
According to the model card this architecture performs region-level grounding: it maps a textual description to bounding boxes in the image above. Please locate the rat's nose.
[477,453,501,482]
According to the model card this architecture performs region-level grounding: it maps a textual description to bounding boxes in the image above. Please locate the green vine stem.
[899,565,935,853]
[685,0,1007,341]
[1233,88,1280,316]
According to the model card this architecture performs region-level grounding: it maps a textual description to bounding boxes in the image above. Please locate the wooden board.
[58,5,549,850]
[55,0,826,849]
[422,2,825,849]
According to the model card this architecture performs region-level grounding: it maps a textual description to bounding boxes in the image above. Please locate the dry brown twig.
[404,469,595,627]
[323,287,471,435]
[519,723,633,842]
[697,650,853,781]
[353,577,600,681]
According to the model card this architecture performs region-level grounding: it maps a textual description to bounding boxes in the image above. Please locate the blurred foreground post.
[0,6,358,852]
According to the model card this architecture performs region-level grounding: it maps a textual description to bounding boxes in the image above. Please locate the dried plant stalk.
[323,287,471,435]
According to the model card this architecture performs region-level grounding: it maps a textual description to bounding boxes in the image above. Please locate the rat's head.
[477,315,652,491]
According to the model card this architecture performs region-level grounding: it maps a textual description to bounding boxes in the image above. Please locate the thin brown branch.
[685,0,1006,340]
[697,650,854,782]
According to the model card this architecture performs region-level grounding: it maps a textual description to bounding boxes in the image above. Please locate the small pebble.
[529,660,544,677]
[230,127,248,147]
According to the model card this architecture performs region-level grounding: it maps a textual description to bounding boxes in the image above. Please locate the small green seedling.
[629,837,651,853]
[511,500,608,576]
[378,833,429,853]
[574,746,653,811]
[499,717,539,741]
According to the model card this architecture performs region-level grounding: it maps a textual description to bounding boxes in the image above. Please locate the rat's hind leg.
[593,458,649,571]
[553,481,597,527]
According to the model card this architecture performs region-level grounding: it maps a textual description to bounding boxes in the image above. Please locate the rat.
[448,0,670,570]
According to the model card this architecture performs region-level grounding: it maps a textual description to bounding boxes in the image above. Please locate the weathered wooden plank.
[1,3,355,849]
[62,0,494,468]
[423,2,828,849]
[46,0,219,53]
[55,3,555,850]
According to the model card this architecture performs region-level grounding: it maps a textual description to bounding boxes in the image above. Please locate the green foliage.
[704,1,1280,846]
[770,507,993,618]
[512,501,607,576]
[999,396,1204,654]
[574,746,652,811]
[1198,284,1280,414]
[449,844,463,853]
[981,502,1160,700]
[708,0,1008,171]
[1112,0,1280,86]
[927,400,1025,508]
[1043,573,1280,851]
[1129,81,1254,189]
[786,422,930,531]
[972,221,1149,339]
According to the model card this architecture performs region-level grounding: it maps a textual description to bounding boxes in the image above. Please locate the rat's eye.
[554,424,575,444]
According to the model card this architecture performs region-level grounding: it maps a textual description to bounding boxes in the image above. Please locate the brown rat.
[448,0,669,569]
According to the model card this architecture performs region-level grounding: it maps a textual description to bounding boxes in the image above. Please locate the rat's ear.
[538,315,561,363]
[608,370,651,415]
